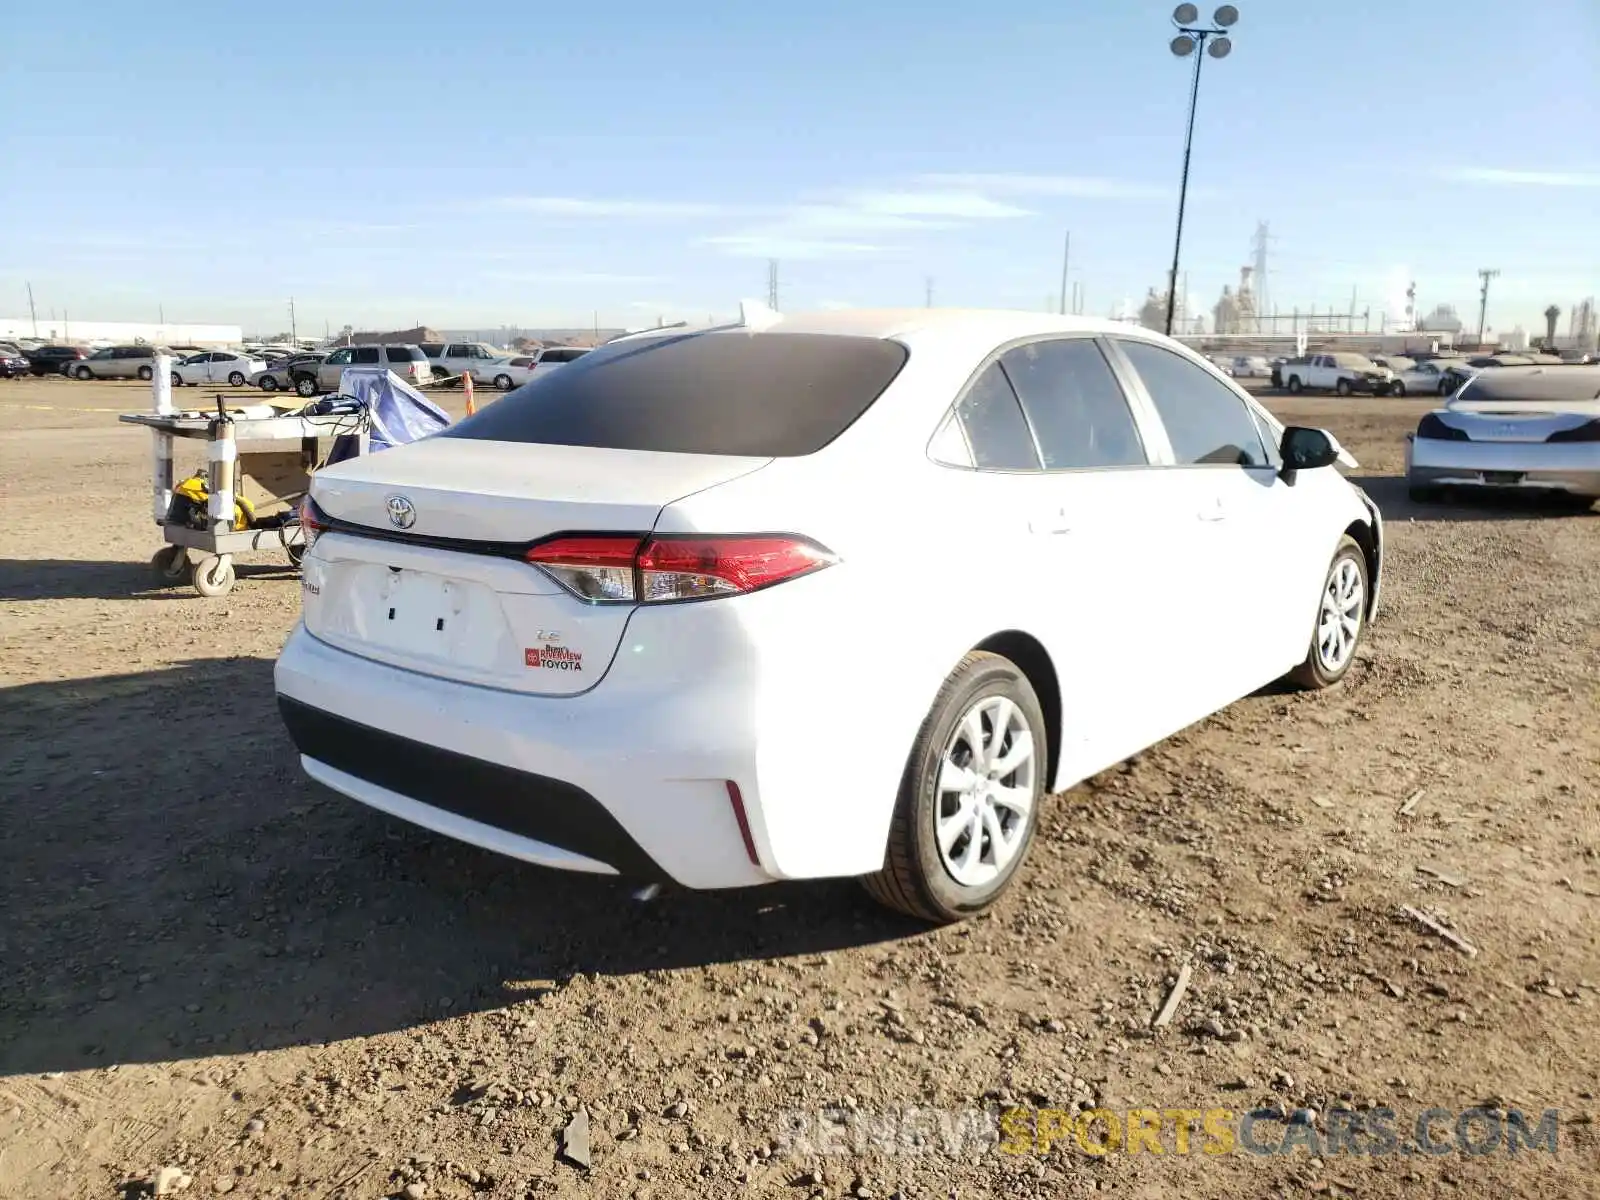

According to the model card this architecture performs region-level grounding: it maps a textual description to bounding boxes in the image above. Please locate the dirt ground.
[1,374,1596,1200]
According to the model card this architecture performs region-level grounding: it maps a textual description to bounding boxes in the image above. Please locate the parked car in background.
[277,307,1383,923]
[72,345,170,381]
[1406,365,1600,505]
[418,342,512,383]
[1280,353,1393,396]
[310,345,431,395]
[524,345,591,383]
[1389,359,1474,397]
[1,349,29,378]
[1371,356,1416,375]
[172,350,267,387]
[250,352,326,392]
[25,344,89,376]
[1230,355,1271,379]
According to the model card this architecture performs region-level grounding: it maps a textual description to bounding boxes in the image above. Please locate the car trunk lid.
[301,438,771,695]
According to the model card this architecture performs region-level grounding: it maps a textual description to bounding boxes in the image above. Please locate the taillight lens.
[524,534,836,604]
[1547,420,1600,443]
[298,495,331,550]
[1417,413,1469,442]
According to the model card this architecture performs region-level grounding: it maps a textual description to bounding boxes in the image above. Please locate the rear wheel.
[1335,378,1353,397]
[862,652,1046,923]
[295,375,318,397]
[170,371,183,387]
[1287,376,1304,394]
[137,365,153,381]
[1288,536,1368,690]
[259,375,279,391]
[227,371,246,387]
[494,373,514,391]
[74,366,92,380]
[1390,381,1407,397]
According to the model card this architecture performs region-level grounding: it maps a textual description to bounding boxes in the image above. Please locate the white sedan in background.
[172,350,267,388]
[276,306,1383,923]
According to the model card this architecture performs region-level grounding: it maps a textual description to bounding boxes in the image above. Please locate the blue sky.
[1,0,1596,337]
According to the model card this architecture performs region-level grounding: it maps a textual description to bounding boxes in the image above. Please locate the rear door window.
[384,347,419,363]
[352,347,381,365]
[1114,339,1270,467]
[951,362,1040,471]
[443,330,909,457]
[998,338,1146,469]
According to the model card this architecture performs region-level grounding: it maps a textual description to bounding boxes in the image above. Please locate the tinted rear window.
[385,346,423,362]
[541,347,588,364]
[443,331,910,457]
[419,344,445,356]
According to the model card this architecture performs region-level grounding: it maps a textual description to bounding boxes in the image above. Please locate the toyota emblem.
[386,495,417,529]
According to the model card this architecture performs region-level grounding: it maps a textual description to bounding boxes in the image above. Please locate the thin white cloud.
[481,270,661,285]
[703,186,1031,260]
[918,173,1174,200]
[481,196,737,219]
[1439,167,1600,188]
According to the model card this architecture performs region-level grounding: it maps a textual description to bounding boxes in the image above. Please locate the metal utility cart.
[120,359,369,597]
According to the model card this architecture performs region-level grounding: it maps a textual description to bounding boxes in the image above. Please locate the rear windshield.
[442,330,910,457]
[540,347,588,364]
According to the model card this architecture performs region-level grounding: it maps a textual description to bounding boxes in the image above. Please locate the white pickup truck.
[1279,353,1393,396]
[418,341,515,385]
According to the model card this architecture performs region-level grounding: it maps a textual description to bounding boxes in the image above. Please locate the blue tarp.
[325,368,452,464]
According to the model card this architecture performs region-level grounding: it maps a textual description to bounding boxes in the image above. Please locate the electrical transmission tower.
[767,260,780,310]
[1477,268,1500,342]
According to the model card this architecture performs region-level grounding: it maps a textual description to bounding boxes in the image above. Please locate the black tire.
[1287,535,1369,690]
[1390,381,1407,397]
[150,545,191,582]
[137,365,154,381]
[170,371,183,387]
[74,366,92,380]
[1437,380,1452,396]
[1335,378,1353,397]
[259,376,279,391]
[295,375,318,397]
[1287,376,1304,394]
[494,373,514,391]
[862,651,1047,923]
[227,371,246,387]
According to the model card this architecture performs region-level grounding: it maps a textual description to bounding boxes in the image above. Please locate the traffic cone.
[463,370,476,416]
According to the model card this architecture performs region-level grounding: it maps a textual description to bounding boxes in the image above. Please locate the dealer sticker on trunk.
[526,646,583,671]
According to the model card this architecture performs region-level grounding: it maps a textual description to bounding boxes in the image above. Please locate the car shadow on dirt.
[1357,475,1599,523]
[0,658,924,1077]
[0,558,299,602]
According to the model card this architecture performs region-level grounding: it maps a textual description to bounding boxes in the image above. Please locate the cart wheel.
[150,544,192,582]
[193,554,236,597]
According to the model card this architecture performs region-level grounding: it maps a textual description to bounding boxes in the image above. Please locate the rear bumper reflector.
[725,781,761,867]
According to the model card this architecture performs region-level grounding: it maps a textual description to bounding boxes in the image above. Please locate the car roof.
[1454,365,1600,405]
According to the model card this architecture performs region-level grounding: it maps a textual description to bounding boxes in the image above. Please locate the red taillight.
[523,533,835,604]
[298,495,331,549]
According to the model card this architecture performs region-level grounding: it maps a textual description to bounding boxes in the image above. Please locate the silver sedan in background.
[1406,366,1600,505]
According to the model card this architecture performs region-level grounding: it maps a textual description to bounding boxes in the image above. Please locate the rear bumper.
[274,623,774,889]
[1407,436,1600,496]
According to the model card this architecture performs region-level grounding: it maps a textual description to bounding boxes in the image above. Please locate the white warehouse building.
[0,318,243,348]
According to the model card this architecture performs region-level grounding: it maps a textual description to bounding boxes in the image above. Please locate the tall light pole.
[1477,268,1500,343]
[1163,3,1239,337]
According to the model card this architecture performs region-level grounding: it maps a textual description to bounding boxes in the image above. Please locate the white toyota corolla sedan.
[275,307,1384,922]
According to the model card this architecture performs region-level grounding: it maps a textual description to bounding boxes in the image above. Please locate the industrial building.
[0,318,243,348]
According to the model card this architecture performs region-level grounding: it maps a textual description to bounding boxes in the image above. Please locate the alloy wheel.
[1316,557,1364,673]
[935,695,1036,888]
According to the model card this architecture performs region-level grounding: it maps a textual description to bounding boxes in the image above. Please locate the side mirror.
[1280,426,1342,472]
